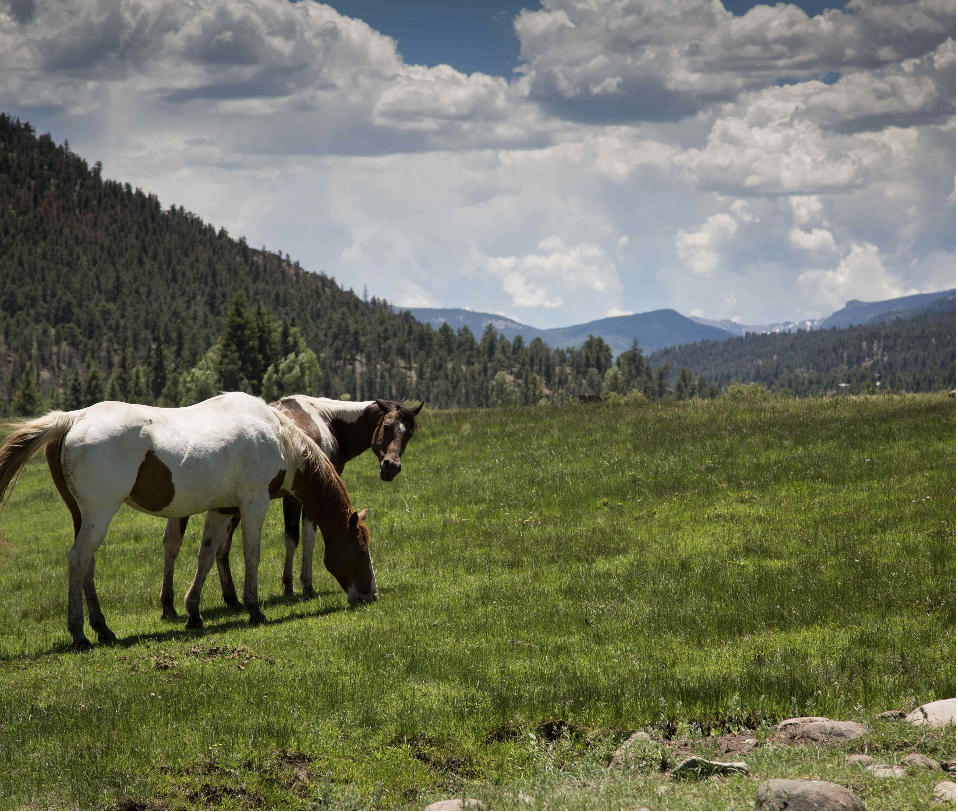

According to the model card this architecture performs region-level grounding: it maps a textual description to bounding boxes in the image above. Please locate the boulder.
[845,754,876,767]
[866,764,906,778]
[783,719,867,742]
[756,779,865,810]
[670,756,749,779]
[901,753,940,771]
[905,698,956,728]
[933,781,956,803]
[424,799,483,811]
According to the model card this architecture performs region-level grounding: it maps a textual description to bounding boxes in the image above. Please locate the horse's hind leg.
[84,554,117,645]
[67,511,114,650]
[281,495,301,596]
[160,516,189,620]
[299,515,318,600]
[215,514,243,611]
[239,493,271,625]
[183,510,233,630]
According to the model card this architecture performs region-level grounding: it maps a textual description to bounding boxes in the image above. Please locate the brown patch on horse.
[274,398,319,437]
[129,450,175,512]
[268,469,286,498]
[45,436,81,538]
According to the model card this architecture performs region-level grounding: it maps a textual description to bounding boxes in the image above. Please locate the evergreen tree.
[12,366,42,416]
[82,360,104,406]
[675,367,694,400]
[218,294,261,393]
[65,366,83,410]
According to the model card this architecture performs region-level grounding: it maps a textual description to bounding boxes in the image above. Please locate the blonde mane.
[273,410,352,526]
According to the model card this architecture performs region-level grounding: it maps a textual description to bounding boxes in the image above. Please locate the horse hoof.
[248,611,267,626]
[71,637,93,652]
[97,629,118,645]
[223,598,243,612]
[161,608,179,621]
[185,615,204,630]
[282,584,295,597]
[301,586,318,600]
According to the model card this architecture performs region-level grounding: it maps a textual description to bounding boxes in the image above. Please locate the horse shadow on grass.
[0,589,373,661]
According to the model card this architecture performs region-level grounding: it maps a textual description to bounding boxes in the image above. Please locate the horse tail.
[0,411,79,545]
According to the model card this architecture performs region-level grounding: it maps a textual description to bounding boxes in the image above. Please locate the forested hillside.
[648,308,956,396]
[1,114,953,414]
[0,114,632,412]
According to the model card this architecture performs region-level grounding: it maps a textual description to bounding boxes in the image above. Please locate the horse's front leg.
[215,514,243,611]
[183,510,233,630]
[281,495,301,596]
[160,516,189,620]
[239,493,271,625]
[299,514,318,599]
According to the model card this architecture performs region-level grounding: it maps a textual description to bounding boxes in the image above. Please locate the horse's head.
[324,508,377,605]
[371,399,423,482]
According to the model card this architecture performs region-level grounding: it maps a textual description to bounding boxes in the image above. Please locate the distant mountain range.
[397,289,956,355]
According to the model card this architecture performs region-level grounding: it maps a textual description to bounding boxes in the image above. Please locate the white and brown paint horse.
[0,393,376,650]
[160,397,421,618]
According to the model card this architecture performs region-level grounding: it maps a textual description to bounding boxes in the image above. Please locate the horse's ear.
[358,508,368,521]
[375,398,392,413]
[348,511,359,528]
[411,400,425,415]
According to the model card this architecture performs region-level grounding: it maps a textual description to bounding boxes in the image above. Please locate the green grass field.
[0,394,953,809]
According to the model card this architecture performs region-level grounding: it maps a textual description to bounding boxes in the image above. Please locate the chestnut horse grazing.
[160,396,421,618]
[0,393,376,650]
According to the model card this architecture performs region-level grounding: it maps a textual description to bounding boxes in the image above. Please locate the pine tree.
[218,293,261,393]
[149,328,167,403]
[65,366,83,410]
[12,366,42,416]
[82,360,104,406]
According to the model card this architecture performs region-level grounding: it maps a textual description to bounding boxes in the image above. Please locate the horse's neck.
[293,457,352,542]
[309,398,380,466]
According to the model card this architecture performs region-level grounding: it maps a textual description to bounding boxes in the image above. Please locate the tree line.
[2,113,953,417]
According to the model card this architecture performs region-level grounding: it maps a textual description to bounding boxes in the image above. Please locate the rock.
[905,698,956,728]
[424,799,483,811]
[784,719,867,742]
[845,754,876,767]
[671,756,749,779]
[933,781,956,803]
[756,779,865,810]
[609,731,654,769]
[901,752,940,771]
[777,716,832,731]
[867,763,907,778]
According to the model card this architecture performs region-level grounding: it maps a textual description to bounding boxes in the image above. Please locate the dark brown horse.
[160,396,421,618]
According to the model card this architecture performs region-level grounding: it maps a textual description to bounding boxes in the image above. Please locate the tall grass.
[0,394,953,808]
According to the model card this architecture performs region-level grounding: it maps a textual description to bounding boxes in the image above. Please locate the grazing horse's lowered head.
[284,423,378,604]
[371,399,423,482]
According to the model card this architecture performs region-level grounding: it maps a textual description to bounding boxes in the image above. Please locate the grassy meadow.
[0,394,954,809]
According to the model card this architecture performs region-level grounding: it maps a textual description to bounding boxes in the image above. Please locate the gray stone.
[785,720,867,742]
[933,781,956,803]
[845,754,876,767]
[905,698,956,728]
[424,799,483,811]
[866,763,907,778]
[609,731,654,769]
[777,716,831,731]
[756,779,865,810]
[671,756,749,779]
[901,752,940,771]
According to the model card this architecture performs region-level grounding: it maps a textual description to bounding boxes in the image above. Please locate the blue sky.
[0,0,953,327]
[322,1,851,77]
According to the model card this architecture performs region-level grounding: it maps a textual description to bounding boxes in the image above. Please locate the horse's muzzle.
[379,459,401,481]
[348,588,378,606]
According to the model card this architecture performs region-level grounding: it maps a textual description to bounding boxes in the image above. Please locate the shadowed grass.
[0,394,953,808]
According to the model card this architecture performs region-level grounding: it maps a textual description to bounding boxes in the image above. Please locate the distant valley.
[397,288,957,355]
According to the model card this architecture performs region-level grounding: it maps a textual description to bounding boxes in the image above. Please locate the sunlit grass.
[0,394,953,808]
